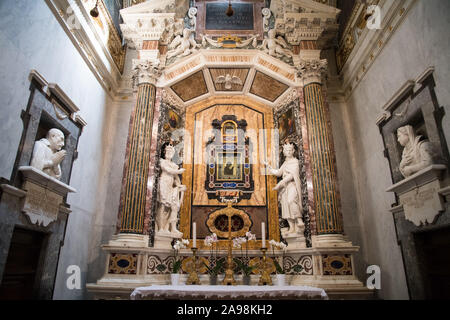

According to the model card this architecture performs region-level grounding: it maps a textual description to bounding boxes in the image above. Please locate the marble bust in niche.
[397,125,435,178]
[30,128,66,180]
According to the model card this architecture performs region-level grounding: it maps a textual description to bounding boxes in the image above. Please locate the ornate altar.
[87,0,371,300]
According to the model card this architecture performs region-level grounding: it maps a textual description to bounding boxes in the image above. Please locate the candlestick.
[261,222,266,248]
[258,247,272,286]
[193,222,197,248]
[186,247,200,285]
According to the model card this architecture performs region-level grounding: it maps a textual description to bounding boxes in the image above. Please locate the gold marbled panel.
[192,105,265,206]
[250,71,289,102]
[170,70,208,102]
[180,96,280,248]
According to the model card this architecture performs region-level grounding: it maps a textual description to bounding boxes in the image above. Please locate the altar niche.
[179,98,280,250]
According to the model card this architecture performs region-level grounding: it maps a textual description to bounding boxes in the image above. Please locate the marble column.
[118,60,161,238]
[299,59,346,245]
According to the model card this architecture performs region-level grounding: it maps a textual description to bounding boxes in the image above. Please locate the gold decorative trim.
[249,257,275,275]
[206,206,251,239]
[84,0,126,73]
[108,253,138,274]
[180,96,280,251]
[182,256,209,275]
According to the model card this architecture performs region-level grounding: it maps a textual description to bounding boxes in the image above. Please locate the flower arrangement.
[172,239,189,274]
[203,233,224,276]
[233,232,257,277]
[269,240,287,274]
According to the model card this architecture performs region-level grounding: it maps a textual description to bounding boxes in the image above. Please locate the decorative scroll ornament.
[132,59,162,88]
[296,59,328,85]
[262,8,271,32]
[187,7,198,30]
[206,206,251,239]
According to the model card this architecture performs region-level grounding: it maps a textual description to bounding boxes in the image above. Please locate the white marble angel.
[167,28,200,60]
[156,144,187,237]
[259,29,293,60]
[264,143,304,235]
[397,125,435,178]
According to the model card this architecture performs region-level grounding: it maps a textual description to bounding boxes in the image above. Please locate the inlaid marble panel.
[250,71,289,102]
[180,96,280,247]
[170,70,208,102]
[191,104,266,206]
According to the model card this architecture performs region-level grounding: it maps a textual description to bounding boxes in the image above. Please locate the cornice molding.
[271,0,341,45]
[45,0,124,99]
[340,0,418,101]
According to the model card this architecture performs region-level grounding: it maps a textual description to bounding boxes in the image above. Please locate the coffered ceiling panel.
[249,71,289,102]
[209,68,250,92]
[170,70,208,102]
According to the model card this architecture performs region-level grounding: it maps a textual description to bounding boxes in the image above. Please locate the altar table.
[130,285,328,300]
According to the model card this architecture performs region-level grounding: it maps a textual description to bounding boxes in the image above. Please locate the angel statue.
[156,144,187,237]
[167,28,200,60]
[264,143,304,235]
[214,74,243,90]
[259,29,293,60]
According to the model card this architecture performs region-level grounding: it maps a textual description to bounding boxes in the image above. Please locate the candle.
[193,222,197,248]
[261,222,266,248]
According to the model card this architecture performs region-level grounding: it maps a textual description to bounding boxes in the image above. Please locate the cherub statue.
[30,128,66,180]
[397,125,435,178]
[259,29,293,60]
[167,28,200,60]
[264,143,304,235]
[156,144,187,237]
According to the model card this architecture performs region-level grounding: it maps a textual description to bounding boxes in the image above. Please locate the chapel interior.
[0,0,449,300]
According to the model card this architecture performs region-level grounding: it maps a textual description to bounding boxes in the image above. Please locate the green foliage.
[233,258,256,276]
[156,264,167,272]
[203,258,225,276]
[293,264,304,273]
[274,259,285,274]
[172,260,182,274]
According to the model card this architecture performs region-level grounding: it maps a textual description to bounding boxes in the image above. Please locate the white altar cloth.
[130,285,328,300]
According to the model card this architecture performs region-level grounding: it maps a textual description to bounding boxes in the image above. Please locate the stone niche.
[0,70,85,299]
[378,68,450,299]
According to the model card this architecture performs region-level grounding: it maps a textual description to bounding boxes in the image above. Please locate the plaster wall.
[339,0,450,299]
[0,0,112,299]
